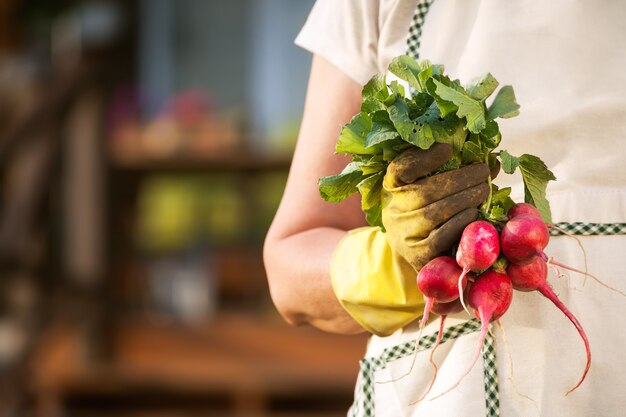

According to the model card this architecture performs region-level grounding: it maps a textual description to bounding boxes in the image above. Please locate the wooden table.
[32,312,369,416]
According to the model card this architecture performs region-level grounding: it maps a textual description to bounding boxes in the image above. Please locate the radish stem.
[428,308,490,401]
[458,269,471,315]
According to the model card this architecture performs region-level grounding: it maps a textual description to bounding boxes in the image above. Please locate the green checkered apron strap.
[482,325,500,416]
[550,222,626,236]
[405,0,436,61]
[349,319,501,417]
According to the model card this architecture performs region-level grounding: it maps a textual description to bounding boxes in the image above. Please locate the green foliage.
[519,154,556,223]
[488,85,521,119]
[318,162,365,203]
[318,54,554,228]
[499,150,520,174]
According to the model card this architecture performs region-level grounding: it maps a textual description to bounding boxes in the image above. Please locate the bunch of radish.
[314,56,605,403]
[415,202,591,401]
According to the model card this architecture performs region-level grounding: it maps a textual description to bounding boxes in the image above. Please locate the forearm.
[263,54,367,334]
[264,225,365,334]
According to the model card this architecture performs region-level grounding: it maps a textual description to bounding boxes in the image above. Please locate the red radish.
[501,214,549,265]
[417,256,467,327]
[469,269,513,328]
[507,203,581,259]
[508,202,542,219]
[456,221,501,273]
[507,204,585,264]
[431,297,465,316]
[502,208,623,299]
[507,204,573,256]
[378,257,467,386]
[507,257,591,394]
[508,203,582,252]
[430,270,513,400]
[508,255,548,292]
[455,221,501,312]
[418,257,467,303]
[507,203,583,255]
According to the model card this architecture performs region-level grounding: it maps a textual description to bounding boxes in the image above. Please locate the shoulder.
[296,0,416,84]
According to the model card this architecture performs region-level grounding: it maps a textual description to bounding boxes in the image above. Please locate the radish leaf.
[488,86,520,119]
[358,172,385,230]
[336,113,374,155]
[479,120,501,148]
[499,150,519,174]
[462,141,483,163]
[365,114,400,148]
[466,73,499,101]
[357,172,384,210]
[519,154,556,223]
[387,96,415,141]
[318,162,364,203]
[432,79,487,133]
[362,73,389,101]
[388,55,422,91]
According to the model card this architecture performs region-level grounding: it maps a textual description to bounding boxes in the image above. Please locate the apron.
[348,1,626,416]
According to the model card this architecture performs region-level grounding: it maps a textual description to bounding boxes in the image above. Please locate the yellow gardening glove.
[330,143,490,336]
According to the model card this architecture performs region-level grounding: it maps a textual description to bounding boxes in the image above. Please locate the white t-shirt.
[297,1,626,416]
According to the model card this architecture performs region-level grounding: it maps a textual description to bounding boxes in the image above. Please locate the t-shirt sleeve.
[295,0,380,85]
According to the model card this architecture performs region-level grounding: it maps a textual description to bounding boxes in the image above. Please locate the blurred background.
[0,1,368,416]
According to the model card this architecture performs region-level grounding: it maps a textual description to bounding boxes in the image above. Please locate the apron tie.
[550,222,626,236]
[349,319,501,417]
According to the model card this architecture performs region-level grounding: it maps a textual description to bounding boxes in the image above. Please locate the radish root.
[496,320,542,416]
[408,315,446,405]
[547,223,589,281]
[541,254,626,299]
[375,305,431,385]
[548,263,584,292]
[547,262,577,291]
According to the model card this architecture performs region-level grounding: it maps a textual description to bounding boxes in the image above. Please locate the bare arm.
[264,55,368,334]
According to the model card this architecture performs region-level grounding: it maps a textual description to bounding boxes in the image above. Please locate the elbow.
[273,298,309,328]
[263,234,308,327]
[267,286,309,328]
[263,226,364,334]
[268,276,308,327]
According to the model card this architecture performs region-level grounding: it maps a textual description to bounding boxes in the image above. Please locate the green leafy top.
[318,55,555,228]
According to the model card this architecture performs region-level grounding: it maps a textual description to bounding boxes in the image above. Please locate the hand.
[382,143,490,271]
[328,143,491,336]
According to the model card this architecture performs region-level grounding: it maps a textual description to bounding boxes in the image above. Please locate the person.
[263,0,626,416]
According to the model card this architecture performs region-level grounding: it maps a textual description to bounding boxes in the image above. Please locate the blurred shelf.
[32,312,368,416]
[108,151,292,174]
